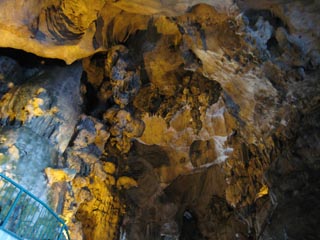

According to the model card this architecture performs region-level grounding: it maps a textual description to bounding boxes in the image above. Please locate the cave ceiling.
[0,0,319,239]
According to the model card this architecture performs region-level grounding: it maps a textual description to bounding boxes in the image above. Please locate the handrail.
[0,173,70,240]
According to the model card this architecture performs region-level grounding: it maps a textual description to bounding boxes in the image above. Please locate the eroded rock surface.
[0,62,82,201]
[0,0,319,240]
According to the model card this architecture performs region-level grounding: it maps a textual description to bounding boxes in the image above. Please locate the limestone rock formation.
[0,0,319,240]
[0,62,82,201]
[0,63,82,152]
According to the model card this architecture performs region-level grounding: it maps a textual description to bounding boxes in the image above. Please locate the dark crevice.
[243,9,287,31]
[0,47,66,68]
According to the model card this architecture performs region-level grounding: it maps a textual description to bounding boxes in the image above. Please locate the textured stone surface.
[0,0,234,64]
[0,62,82,202]
[0,63,82,152]
[0,0,319,240]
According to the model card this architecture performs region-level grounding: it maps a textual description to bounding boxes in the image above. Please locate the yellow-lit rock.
[255,184,269,200]
[117,176,138,190]
[74,172,124,240]
[0,1,318,239]
[103,162,116,175]
[45,168,76,185]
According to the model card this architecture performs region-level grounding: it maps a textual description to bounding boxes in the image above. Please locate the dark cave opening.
[180,210,204,240]
[0,47,66,68]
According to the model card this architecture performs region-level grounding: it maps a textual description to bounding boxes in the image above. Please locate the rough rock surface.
[0,62,82,201]
[0,0,319,240]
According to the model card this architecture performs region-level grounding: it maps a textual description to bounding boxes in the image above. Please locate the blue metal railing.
[0,173,70,240]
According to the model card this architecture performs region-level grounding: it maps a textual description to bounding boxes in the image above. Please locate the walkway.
[0,173,70,240]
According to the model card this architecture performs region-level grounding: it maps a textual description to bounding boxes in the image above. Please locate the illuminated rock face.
[0,62,82,202]
[0,0,319,239]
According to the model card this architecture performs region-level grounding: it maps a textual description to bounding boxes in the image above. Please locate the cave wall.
[0,0,319,239]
